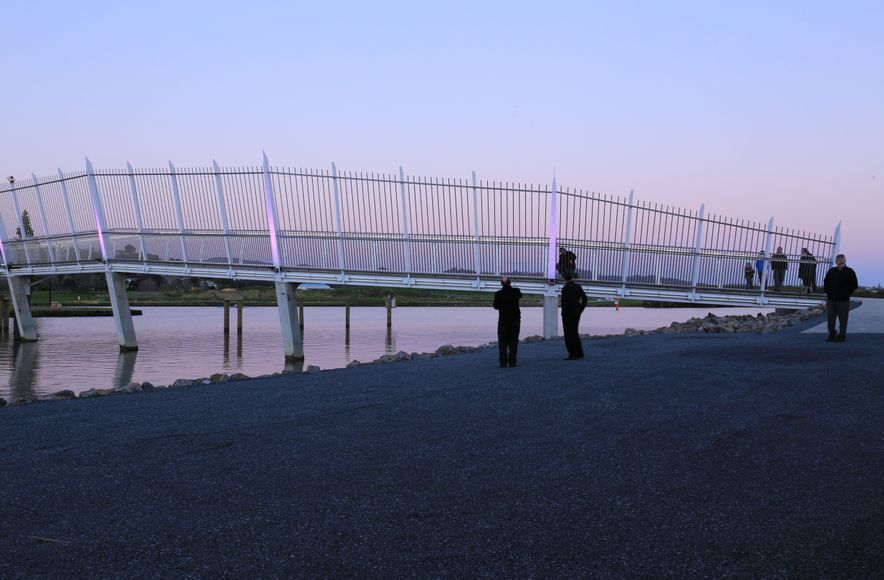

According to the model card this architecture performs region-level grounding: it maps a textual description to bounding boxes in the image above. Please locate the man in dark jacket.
[770,246,789,291]
[798,248,818,293]
[560,271,588,360]
[556,247,577,279]
[493,276,522,367]
[823,254,859,342]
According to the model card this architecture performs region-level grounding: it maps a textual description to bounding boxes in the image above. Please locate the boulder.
[304,365,321,374]
[346,360,362,368]
[96,388,115,396]
[435,345,458,356]
[210,373,230,383]
[172,378,194,389]
[523,335,545,342]
[140,382,156,392]
[114,382,143,394]
[229,373,249,381]
[49,389,77,399]
[10,397,36,406]
[0,397,6,407]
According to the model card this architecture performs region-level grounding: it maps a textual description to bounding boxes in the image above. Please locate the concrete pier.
[6,276,37,341]
[542,291,558,338]
[275,281,304,361]
[105,272,138,351]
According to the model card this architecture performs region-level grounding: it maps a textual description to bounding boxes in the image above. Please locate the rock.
[197,378,212,385]
[346,360,361,368]
[304,365,321,374]
[211,373,230,383]
[229,373,249,381]
[141,382,156,392]
[0,397,6,407]
[172,378,194,388]
[114,382,143,394]
[624,328,641,336]
[435,345,458,356]
[10,397,36,406]
[49,389,77,399]
[523,335,545,342]
[96,388,115,396]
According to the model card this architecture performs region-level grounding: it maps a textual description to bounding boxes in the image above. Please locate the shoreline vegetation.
[1,306,825,407]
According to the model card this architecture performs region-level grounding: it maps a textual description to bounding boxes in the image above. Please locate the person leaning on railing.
[770,246,788,291]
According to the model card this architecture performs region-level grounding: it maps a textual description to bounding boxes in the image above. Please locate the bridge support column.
[543,292,558,339]
[275,281,304,361]
[105,272,138,351]
[7,276,37,342]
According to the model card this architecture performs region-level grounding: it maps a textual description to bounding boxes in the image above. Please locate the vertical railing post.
[760,217,775,294]
[690,203,706,293]
[125,163,149,265]
[58,170,82,263]
[398,166,413,277]
[85,157,109,261]
[31,174,56,266]
[261,152,282,269]
[167,161,190,264]
[545,177,559,280]
[543,177,559,339]
[832,221,842,262]
[471,171,482,277]
[0,213,9,266]
[620,190,634,288]
[9,182,32,264]
[212,160,235,267]
[330,162,346,274]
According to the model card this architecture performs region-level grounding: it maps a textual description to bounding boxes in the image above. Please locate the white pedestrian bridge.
[1,155,836,360]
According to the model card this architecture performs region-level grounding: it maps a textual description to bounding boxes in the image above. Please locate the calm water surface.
[1,305,771,398]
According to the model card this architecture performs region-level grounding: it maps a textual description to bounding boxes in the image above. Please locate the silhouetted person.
[771,246,788,291]
[823,254,858,342]
[557,247,577,279]
[799,248,818,293]
[744,262,755,289]
[493,276,522,367]
[560,272,588,360]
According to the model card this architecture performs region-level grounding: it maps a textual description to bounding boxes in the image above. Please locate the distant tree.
[14,210,35,238]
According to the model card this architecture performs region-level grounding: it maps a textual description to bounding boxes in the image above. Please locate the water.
[1,305,771,398]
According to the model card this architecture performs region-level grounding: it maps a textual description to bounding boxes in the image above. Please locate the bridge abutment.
[105,272,138,351]
[6,276,37,341]
[275,281,304,361]
[543,293,558,339]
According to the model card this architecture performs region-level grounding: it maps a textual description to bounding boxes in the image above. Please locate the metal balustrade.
[1,156,837,308]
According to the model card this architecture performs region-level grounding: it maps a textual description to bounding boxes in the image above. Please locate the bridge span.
[1,155,836,360]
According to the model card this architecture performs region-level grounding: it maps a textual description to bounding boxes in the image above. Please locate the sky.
[2,0,882,284]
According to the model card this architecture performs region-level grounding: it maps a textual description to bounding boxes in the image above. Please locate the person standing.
[560,271,588,360]
[770,246,788,291]
[744,262,755,289]
[823,254,858,342]
[556,247,577,279]
[755,251,766,287]
[493,276,522,367]
[798,248,818,293]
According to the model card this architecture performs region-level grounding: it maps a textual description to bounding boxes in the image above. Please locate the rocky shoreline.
[0,306,824,408]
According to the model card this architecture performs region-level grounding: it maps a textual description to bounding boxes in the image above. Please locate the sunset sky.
[3,0,882,284]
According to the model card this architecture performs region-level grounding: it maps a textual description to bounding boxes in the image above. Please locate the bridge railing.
[0,162,836,295]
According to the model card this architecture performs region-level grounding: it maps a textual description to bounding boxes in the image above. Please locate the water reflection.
[113,351,137,388]
[8,341,38,400]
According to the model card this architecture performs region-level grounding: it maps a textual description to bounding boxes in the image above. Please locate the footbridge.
[1,155,836,359]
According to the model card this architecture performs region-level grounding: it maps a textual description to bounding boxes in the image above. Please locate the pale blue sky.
[3,0,882,283]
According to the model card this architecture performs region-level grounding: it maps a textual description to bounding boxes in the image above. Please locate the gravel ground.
[1,313,882,578]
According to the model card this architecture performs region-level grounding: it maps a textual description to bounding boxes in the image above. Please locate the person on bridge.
[493,276,523,367]
[560,272,588,360]
[744,262,755,289]
[557,247,577,279]
[799,248,818,293]
[823,254,858,342]
[770,246,789,291]
[755,251,766,287]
